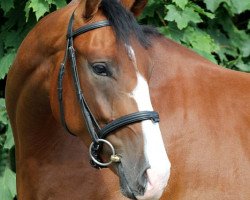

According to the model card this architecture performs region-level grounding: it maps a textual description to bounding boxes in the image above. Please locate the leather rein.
[57,13,160,169]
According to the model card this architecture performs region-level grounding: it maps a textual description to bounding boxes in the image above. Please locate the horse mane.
[100,0,150,47]
[141,25,163,38]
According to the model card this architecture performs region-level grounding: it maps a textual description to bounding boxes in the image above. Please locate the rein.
[57,13,160,169]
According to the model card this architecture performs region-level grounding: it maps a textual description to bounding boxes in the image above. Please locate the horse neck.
[147,35,250,145]
[148,35,218,82]
[6,5,81,160]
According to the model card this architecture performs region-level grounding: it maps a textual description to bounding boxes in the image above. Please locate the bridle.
[58,12,160,169]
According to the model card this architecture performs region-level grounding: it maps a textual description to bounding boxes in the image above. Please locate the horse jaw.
[131,73,171,200]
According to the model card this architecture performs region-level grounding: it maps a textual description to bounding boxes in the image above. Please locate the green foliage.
[204,0,250,14]
[0,53,16,80]
[25,0,66,21]
[0,166,16,200]
[0,0,14,14]
[165,4,203,30]
[0,99,15,199]
[0,0,249,199]
[0,0,67,81]
[139,0,250,71]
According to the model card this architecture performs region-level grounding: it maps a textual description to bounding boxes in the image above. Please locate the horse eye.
[91,63,111,76]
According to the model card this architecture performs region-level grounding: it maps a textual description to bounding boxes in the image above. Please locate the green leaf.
[27,0,50,21]
[0,52,16,80]
[0,40,3,58]
[0,99,8,125]
[0,0,14,14]
[191,4,215,19]
[0,167,16,200]
[139,0,165,23]
[1,30,22,49]
[219,16,250,57]
[172,0,188,10]
[205,0,250,14]
[140,3,157,18]
[248,21,250,30]
[230,0,250,14]
[183,27,219,54]
[203,0,226,12]
[25,1,31,21]
[52,0,67,9]
[236,61,250,72]
[159,22,184,43]
[0,136,5,148]
[206,26,237,64]
[0,149,8,171]
[3,125,14,150]
[165,5,202,30]
[193,48,218,64]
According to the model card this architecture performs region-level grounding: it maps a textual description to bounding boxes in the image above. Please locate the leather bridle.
[57,13,160,169]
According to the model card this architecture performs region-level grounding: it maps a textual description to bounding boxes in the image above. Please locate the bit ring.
[89,139,116,167]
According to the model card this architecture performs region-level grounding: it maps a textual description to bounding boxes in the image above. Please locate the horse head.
[50,0,171,199]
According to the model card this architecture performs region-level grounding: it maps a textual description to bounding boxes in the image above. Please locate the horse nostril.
[136,167,150,196]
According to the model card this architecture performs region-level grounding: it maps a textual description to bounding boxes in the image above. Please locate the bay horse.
[5,0,250,200]
[5,0,170,200]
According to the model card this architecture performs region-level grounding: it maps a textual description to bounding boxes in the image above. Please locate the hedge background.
[0,0,249,199]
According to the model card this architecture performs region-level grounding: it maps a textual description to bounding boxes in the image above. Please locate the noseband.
[58,13,160,169]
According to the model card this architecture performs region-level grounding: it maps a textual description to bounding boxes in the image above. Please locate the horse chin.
[116,164,137,199]
[115,163,168,200]
[116,163,147,200]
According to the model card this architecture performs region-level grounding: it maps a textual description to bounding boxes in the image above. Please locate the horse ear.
[131,0,147,16]
[121,0,148,16]
[78,0,102,19]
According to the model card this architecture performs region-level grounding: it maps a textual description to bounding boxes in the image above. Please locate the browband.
[67,20,111,38]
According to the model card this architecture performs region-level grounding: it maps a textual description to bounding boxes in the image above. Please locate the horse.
[6,0,250,200]
[5,0,171,200]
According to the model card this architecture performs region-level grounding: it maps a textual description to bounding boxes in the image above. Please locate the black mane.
[141,25,162,37]
[101,0,151,47]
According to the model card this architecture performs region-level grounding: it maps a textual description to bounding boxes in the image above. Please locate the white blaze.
[131,74,171,200]
[125,45,171,199]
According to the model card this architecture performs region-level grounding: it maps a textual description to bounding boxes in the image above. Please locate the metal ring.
[89,139,115,167]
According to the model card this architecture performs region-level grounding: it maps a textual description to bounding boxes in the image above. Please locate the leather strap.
[68,45,101,143]
[99,111,159,139]
[67,20,110,38]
